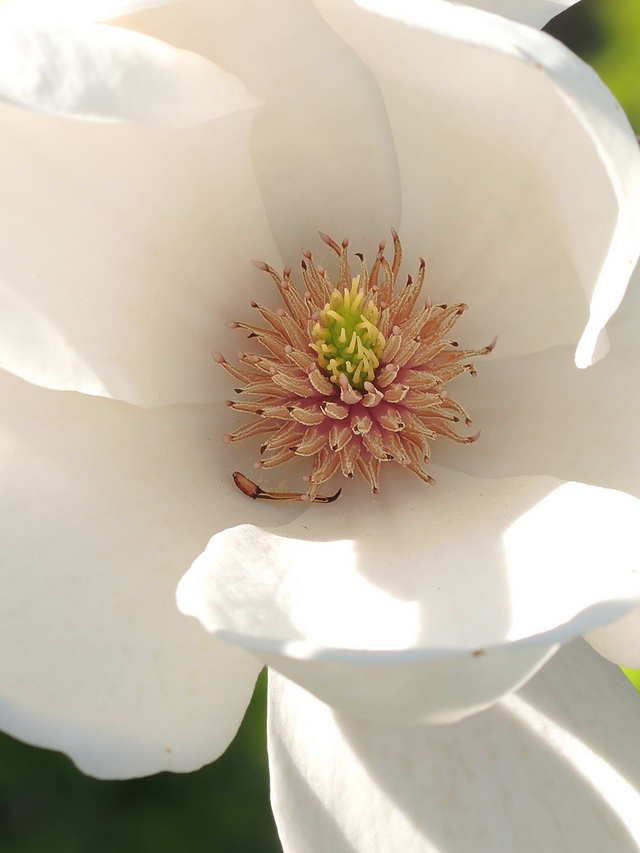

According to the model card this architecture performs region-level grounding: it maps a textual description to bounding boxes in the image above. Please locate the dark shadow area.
[0,671,282,853]
[543,0,605,58]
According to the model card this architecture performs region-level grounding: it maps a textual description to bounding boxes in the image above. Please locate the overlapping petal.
[269,639,640,853]
[116,0,402,258]
[0,6,260,127]
[178,466,640,724]
[432,265,640,496]
[6,0,184,22]
[0,0,401,406]
[312,0,640,366]
[585,606,640,669]
[0,367,271,778]
[0,104,282,406]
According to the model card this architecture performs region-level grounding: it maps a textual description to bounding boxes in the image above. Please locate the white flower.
[0,0,640,849]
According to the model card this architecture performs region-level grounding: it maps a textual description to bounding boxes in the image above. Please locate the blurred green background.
[1,3,640,851]
[545,0,640,131]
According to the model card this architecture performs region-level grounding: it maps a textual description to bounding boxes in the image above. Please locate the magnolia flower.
[1,0,640,849]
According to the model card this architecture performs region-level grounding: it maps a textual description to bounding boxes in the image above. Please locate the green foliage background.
[0,2,639,851]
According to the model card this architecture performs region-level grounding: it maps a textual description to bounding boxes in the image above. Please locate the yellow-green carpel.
[310,276,386,389]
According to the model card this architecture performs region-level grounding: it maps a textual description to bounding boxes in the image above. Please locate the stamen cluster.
[215,231,495,500]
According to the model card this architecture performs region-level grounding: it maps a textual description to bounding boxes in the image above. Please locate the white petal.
[178,466,640,724]
[5,0,185,22]
[584,604,640,669]
[312,0,640,365]
[116,0,401,259]
[0,102,279,406]
[268,639,640,853]
[432,265,640,498]
[0,10,260,127]
[0,368,289,778]
[458,0,581,28]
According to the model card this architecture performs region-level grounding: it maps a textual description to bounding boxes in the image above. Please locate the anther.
[211,351,225,363]
[252,260,270,271]
[222,434,232,444]
[226,321,239,329]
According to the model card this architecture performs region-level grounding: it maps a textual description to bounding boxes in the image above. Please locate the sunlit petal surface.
[269,639,640,853]
[178,470,640,724]
[0,368,268,778]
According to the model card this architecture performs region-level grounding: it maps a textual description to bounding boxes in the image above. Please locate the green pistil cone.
[311,277,386,390]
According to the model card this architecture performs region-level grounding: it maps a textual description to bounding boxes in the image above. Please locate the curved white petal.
[0,102,279,406]
[6,0,184,22]
[460,0,581,28]
[432,265,640,499]
[0,10,260,127]
[0,368,285,778]
[116,0,401,260]
[312,0,640,364]
[268,639,640,853]
[178,466,640,724]
[584,604,640,669]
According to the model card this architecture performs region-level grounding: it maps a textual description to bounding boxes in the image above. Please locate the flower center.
[215,230,497,502]
[310,277,386,389]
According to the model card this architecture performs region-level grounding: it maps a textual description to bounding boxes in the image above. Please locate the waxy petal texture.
[0,368,269,778]
[585,605,640,669]
[312,0,640,366]
[118,0,401,259]
[7,0,184,22]
[0,105,280,406]
[178,467,640,724]
[269,639,640,853]
[432,266,640,514]
[0,8,260,127]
